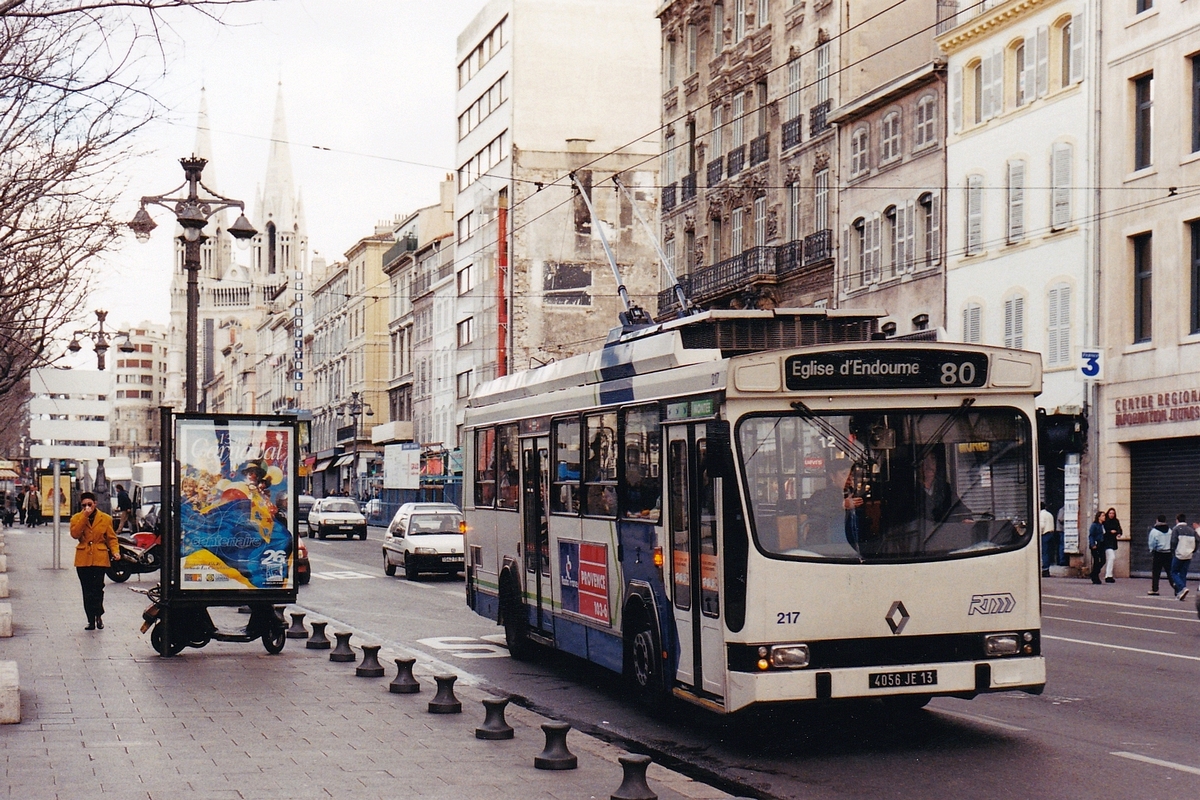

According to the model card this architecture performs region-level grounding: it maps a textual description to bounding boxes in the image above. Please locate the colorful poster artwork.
[39,474,71,517]
[176,419,294,591]
[558,540,610,625]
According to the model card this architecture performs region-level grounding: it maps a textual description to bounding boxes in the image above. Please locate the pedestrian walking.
[15,489,25,525]
[1088,511,1106,584]
[68,492,119,630]
[1168,513,1198,602]
[114,483,133,534]
[1040,503,1056,577]
[24,488,40,527]
[1147,514,1174,595]
[1102,507,1122,583]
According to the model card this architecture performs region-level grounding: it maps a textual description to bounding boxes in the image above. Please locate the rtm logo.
[968,593,1016,615]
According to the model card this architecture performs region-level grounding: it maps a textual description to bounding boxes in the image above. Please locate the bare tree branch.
[1,0,266,19]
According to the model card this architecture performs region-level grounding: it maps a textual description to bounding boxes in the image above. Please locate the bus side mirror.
[707,420,736,479]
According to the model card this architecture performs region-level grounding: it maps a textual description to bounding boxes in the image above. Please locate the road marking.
[310,570,376,580]
[416,636,509,659]
[1044,635,1200,662]
[1112,751,1200,776]
[1042,601,1070,607]
[1043,615,1176,635]
[1043,594,1195,615]
[1118,610,1198,622]
[930,707,1027,732]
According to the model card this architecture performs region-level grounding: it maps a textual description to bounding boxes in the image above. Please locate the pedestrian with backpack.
[1147,514,1174,595]
[1168,513,1198,601]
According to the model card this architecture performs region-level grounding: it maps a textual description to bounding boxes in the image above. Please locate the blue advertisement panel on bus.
[175,417,296,591]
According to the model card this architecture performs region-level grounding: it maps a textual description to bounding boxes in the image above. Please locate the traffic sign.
[1079,349,1103,381]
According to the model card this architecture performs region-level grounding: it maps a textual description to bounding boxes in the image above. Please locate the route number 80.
[940,362,978,385]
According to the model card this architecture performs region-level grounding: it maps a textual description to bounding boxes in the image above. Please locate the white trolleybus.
[463,309,1046,713]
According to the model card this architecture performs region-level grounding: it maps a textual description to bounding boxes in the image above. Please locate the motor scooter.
[139,584,287,655]
[107,530,162,583]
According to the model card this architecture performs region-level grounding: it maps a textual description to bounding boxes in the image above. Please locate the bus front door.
[667,423,725,699]
[521,436,553,637]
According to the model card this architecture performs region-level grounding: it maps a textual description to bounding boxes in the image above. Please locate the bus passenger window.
[584,412,617,517]
[475,428,496,507]
[496,424,520,509]
[552,417,581,514]
[621,406,661,523]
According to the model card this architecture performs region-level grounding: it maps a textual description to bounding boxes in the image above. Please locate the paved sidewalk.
[0,526,732,800]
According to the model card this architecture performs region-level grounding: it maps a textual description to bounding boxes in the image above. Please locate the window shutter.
[1052,142,1072,229]
[966,176,983,255]
[1048,286,1061,364]
[862,217,873,283]
[951,69,962,132]
[1036,26,1049,97]
[1022,37,1036,103]
[1055,285,1071,364]
[964,304,981,344]
[991,51,1004,117]
[980,56,993,121]
[905,200,917,271]
[841,224,850,290]
[1014,295,1024,349]
[1069,13,1084,84]
[930,191,941,264]
[871,212,883,282]
[1004,298,1014,348]
[1008,159,1025,242]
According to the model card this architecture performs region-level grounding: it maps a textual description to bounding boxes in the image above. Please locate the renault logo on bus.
[886,601,910,634]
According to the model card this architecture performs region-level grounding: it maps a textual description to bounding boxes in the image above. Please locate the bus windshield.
[738,408,1033,562]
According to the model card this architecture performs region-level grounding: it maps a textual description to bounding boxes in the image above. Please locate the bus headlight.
[983,634,1020,656]
[769,644,810,669]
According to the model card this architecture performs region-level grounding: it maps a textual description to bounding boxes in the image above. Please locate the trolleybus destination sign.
[784,349,990,391]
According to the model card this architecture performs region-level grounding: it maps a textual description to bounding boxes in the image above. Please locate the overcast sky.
[89,0,484,335]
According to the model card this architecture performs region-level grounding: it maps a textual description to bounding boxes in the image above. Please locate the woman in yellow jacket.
[70,492,120,630]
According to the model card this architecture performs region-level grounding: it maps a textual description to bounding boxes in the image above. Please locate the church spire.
[257,81,297,231]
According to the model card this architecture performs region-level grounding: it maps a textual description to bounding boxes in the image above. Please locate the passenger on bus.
[802,458,865,550]
[913,450,973,527]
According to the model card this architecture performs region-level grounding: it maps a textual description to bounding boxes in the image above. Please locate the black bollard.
[389,658,421,694]
[610,754,657,800]
[329,632,356,663]
[475,696,514,740]
[534,722,577,770]
[427,674,462,714]
[286,612,309,639]
[306,621,331,649]
[356,645,385,677]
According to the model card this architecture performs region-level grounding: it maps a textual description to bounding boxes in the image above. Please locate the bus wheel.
[501,581,532,661]
[626,617,666,710]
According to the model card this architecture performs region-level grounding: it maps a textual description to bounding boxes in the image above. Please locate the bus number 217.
[776,611,801,624]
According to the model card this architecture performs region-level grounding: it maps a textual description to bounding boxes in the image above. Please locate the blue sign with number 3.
[1080,350,1102,380]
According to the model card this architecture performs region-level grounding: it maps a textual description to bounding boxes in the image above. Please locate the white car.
[382,502,465,580]
[307,497,368,540]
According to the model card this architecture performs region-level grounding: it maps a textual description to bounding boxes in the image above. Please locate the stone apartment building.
[656,0,842,317]
[109,323,168,465]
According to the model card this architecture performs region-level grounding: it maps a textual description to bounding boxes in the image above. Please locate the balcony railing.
[410,271,433,300]
[776,240,803,276]
[656,275,694,315]
[681,172,697,202]
[663,183,677,212]
[727,145,747,177]
[810,100,831,136]
[803,228,834,264]
[689,245,776,303]
[706,157,724,186]
[782,116,803,151]
[749,133,770,166]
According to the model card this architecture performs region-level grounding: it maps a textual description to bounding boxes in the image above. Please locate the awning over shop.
[0,469,17,479]
[332,454,355,467]
[313,459,334,473]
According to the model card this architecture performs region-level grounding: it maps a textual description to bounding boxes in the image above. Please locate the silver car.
[382,502,465,580]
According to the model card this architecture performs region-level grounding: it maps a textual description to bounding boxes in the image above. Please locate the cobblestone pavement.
[0,526,733,800]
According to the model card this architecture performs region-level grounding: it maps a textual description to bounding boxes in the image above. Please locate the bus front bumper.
[725,656,1046,712]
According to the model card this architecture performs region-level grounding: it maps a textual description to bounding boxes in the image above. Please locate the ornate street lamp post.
[344,391,373,500]
[67,309,136,370]
[127,156,257,411]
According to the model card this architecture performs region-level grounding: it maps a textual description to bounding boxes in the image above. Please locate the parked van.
[131,461,161,532]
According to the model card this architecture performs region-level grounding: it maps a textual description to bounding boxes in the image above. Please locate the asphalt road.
[294,529,1200,800]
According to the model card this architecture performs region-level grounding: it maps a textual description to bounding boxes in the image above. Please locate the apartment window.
[687,24,698,74]
[850,126,869,176]
[756,0,768,27]
[713,2,725,54]
[972,61,984,124]
[711,217,723,264]
[753,196,767,247]
[1047,283,1071,366]
[1192,221,1200,333]
[1004,295,1025,349]
[664,133,676,185]
[787,58,802,121]
[963,303,982,344]
[1061,16,1083,87]
[734,0,745,42]
[915,95,936,147]
[880,111,901,163]
[1051,142,1073,230]
[1136,0,1152,12]
[457,317,475,347]
[1007,159,1025,243]
[815,41,831,103]
[666,38,677,89]
[1015,41,1029,107]
[813,168,829,231]
[732,93,745,149]
[885,205,898,275]
[712,105,724,156]
[1133,233,1152,343]
[731,207,744,255]
[966,174,984,255]
[788,181,801,241]
[1134,73,1153,170]
[458,263,475,295]
[852,217,867,286]
[1193,57,1200,153]
[756,81,769,137]
[456,370,473,400]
